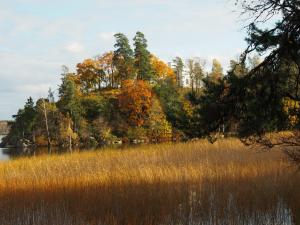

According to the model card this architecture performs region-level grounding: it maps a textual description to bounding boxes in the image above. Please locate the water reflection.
[0,135,11,161]
[0,139,149,161]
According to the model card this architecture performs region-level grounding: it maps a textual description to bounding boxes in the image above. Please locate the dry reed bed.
[0,138,299,225]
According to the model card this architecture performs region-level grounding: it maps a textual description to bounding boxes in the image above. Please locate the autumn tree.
[118,80,153,127]
[97,52,116,88]
[113,33,135,81]
[151,55,175,80]
[133,32,154,81]
[147,97,172,142]
[59,113,78,152]
[209,59,223,83]
[77,58,105,92]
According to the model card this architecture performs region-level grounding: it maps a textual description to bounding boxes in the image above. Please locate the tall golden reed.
[0,138,298,225]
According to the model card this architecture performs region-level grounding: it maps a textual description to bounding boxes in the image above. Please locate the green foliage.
[58,75,83,132]
[153,78,191,137]
[147,98,172,141]
[193,77,228,136]
[80,94,107,121]
[133,31,154,81]
[113,33,135,80]
[228,63,292,136]
[126,127,147,141]
[3,98,37,146]
[223,0,300,136]
[194,61,205,92]
[35,98,60,145]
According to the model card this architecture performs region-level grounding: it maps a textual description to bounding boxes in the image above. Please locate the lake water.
[0,135,11,161]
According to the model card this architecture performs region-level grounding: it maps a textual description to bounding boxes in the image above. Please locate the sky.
[0,0,248,120]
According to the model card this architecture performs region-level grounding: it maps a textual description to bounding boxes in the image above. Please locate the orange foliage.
[118,80,153,127]
[97,52,114,73]
[35,135,49,146]
[151,55,175,80]
[77,59,103,91]
[97,52,116,87]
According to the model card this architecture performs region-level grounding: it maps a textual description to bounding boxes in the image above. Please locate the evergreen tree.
[48,88,55,103]
[229,0,300,136]
[133,31,153,81]
[153,78,191,136]
[58,73,83,133]
[7,97,37,144]
[113,33,135,81]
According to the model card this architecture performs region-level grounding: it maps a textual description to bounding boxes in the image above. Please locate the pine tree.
[58,73,83,133]
[133,32,153,81]
[113,33,135,81]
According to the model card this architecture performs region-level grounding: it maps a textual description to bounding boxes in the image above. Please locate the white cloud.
[64,42,85,53]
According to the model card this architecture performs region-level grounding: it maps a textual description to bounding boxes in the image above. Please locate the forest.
[1,31,241,151]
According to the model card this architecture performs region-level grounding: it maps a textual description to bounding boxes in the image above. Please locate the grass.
[0,138,299,225]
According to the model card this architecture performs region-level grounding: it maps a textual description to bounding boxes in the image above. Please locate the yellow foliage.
[148,97,172,140]
[77,58,103,91]
[282,97,300,128]
[59,114,78,146]
[183,99,194,118]
[35,135,48,146]
[151,55,175,80]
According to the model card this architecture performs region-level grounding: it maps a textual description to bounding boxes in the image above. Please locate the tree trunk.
[68,119,72,153]
[191,80,194,93]
[111,67,114,88]
[42,99,52,154]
